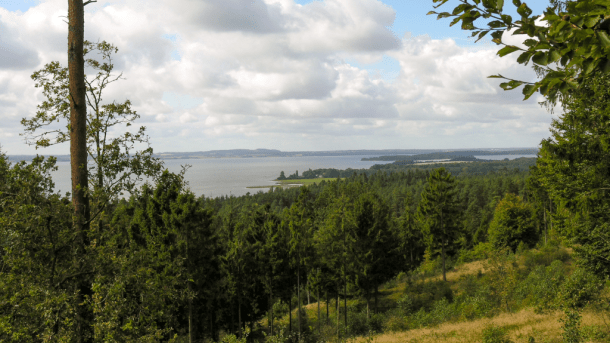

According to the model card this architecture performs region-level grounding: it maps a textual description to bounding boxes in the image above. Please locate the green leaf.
[532,51,549,65]
[501,14,512,25]
[488,20,506,28]
[522,84,538,99]
[517,51,533,64]
[598,31,610,47]
[488,74,506,79]
[497,45,520,57]
[427,11,438,15]
[548,50,561,63]
[476,30,489,42]
[539,82,549,95]
[523,39,538,47]
[602,59,610,73]
[517,3,532,17]
[583,15,600,28]
[570,16,585,27]
[500,80,523,90]
[512,0,521,6]
[496,0,504,11]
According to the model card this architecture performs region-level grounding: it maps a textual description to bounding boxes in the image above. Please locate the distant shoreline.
[6,147,539,162]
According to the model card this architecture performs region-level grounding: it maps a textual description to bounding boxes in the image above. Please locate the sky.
[0,0,554,155]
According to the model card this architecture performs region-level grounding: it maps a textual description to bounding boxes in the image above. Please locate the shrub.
[481,325,513,343]
[560,267,604,309]
[382,314,409,332]
[523,246,570,270]
[514,260,565,312]
[488,193,538,252]
[458,242,492,263]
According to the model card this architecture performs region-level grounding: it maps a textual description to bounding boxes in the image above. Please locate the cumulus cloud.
[0,0,552,155]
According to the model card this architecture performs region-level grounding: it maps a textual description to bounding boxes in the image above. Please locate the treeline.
[361,149,539,161]
[277,158,537,180]
[1,149,545,342]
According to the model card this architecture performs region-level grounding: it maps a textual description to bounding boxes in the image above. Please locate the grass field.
[266,249,610,343]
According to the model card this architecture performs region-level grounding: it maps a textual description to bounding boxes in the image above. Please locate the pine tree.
[417,167,461,282]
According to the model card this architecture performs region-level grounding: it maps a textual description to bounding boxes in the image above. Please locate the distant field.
[247,178,338,189]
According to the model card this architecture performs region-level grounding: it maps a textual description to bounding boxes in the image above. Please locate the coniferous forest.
[4,0,610,342]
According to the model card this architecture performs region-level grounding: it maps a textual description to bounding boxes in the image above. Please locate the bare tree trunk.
[344,276,347,336]
[297,267,301,341]
[375,286,378,314]
[326,291,329,323]
[269,290,274,336]
[238,293,242,338]
[68,0,91,342]
[543,203,547,246]
[366,295,370,320]
[336,290,340,340]
[442,244,447,282]
[317,288,320,335]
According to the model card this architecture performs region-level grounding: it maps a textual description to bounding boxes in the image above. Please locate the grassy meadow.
[258,245,610,343]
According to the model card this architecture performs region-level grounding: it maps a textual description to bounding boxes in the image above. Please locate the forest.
[4,0,610,342]
[2,151,610,342]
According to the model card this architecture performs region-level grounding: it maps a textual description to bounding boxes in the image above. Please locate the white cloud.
[0,0,552,155]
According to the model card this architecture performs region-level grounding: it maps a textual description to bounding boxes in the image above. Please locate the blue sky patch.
[0,0,39,13]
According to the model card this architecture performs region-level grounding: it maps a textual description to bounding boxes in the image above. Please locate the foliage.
[24,40,163,200]
[488,193,538,252]
[0,152,78,341]
[430,0,610,105]
[418,167,461,281]
[481,325,513,343]
[561,309,583,343]
[532,71,610,278]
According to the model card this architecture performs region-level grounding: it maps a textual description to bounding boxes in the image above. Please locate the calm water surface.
[48,154,536,198]
[50,156,392,198]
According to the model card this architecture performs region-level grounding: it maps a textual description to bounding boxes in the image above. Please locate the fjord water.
[48,154,536,198]
[49,155,393,198]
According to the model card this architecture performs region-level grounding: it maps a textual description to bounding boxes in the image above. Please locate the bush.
[481,325,513,343]
[514,260,566,312]
[382,314,409,332]
[560,267,604,309]
[458,242,492,263]
[522,246,570,270]
[488,193,538,252]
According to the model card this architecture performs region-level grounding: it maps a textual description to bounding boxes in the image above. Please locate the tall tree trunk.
[366,294,370,320]
[270,289,274,336]
[336,290,340,340]
[289,297,292,333]
[307,278,310,305]
[317,288,320,335]
[297,267,301,341]
[374,286,378,314]
[68,0,91,342]
[543,203,547,246]
[344,276,347,336]
[231,303,235,335]
[326,291,329,323]
[238,293,242,338]
[441,210,446,282]
[188,290,195,343]
[442,244,447,282]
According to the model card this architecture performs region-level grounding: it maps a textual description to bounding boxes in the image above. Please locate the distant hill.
[6,147,539,162]
[362,148,539,163]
